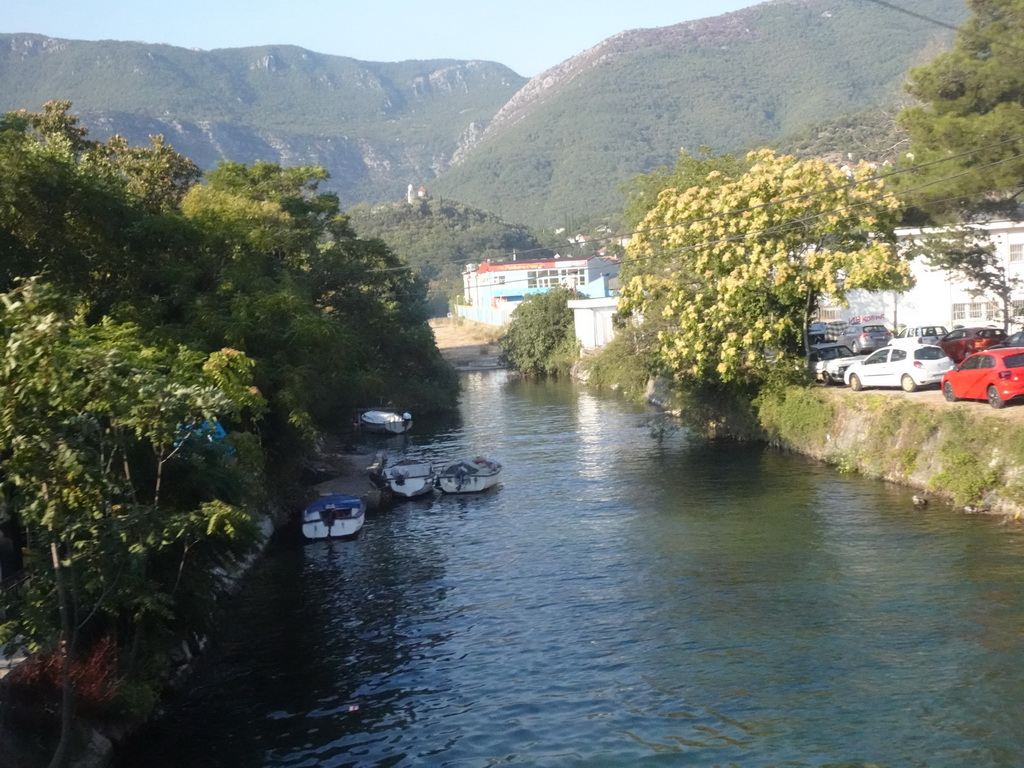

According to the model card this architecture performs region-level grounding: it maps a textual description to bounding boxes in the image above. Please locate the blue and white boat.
[302,494,366,540]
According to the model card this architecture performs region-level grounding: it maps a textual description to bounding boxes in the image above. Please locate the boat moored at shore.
[301,494,366,539]
[359,410,413,434]
[437,457,502,493]
[381,458,438,499]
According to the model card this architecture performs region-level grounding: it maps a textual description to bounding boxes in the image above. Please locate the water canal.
[116,371,1024,767]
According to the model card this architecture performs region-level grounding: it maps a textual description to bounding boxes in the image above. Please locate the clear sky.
[2,0,761,77]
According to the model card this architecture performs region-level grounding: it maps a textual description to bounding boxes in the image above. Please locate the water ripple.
[117,372,1024,768]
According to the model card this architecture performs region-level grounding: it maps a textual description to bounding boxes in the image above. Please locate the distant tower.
[407,184,414,204]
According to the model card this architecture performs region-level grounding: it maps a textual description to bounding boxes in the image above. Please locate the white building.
[567,296,619,351]
[824,220,1024,331]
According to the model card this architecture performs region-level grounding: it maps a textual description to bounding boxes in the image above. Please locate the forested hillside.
[433,0,966,225]
[0,35,525,206]
[0,0,967,228]
[346,196,557,314]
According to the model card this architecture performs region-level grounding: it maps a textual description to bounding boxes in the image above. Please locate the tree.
[498,287,580,375]
[619,147,750,231]
[0,280,264,766]
[618,150,911,390]
[184,161,459,440]
[897,0,1024,220]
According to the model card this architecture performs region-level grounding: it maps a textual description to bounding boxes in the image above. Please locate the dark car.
[936,326,1008,363]
[942,347,1024,408]
[990,330,1024,349]
[808,321,828,345]
[836,323,893,354]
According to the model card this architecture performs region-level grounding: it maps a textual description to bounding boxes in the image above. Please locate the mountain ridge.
[0,0,967,226]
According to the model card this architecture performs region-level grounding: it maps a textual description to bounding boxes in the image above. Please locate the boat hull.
[437,457,502,494]
[383,459,438,498]
[302,494,366,540]
[360,410,412,434]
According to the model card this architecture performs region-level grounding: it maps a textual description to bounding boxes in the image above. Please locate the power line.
[858,0,963,35]
[859,0,1024,58]
[367,134,1024,276]
[456,148,1024,293]
[374,0,1010,277]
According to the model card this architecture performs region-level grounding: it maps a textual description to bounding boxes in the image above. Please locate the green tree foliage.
[898,0,1024,220]
[0,104,461,751]
[498,287,580,375]
[0,104,459,472]
[0,280,264,760]
[187,161,459,432]
[346,196,557,315]
[620,148,751,231]
[619,150,911,391]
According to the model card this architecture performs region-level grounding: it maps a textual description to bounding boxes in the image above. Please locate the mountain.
[0,0,968,228]
[0,35,526,207]
[431,0,967,225]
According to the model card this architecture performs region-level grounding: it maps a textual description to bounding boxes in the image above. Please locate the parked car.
[942,347,1024,408]
[989,330,1024,349]
[808,343,863,385]
[836,323,893,354]
[844,344,954,392]
[890,324,948,347]
[808,321,828,345]
[936,326,1008,363]
[824,320,846,342]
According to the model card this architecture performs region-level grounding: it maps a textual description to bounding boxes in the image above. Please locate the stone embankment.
[756,384,1024,521]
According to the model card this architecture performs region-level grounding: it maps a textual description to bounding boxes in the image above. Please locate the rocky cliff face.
[0,34,526,208]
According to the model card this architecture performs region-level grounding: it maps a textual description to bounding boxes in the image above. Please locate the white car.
[808,343,863,385]
[890,324,949,348]
[844,344,953,392]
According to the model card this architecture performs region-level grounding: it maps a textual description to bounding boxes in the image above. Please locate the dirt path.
[429,317,504,371]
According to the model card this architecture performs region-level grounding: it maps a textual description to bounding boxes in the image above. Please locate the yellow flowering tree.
[619,150,911,390]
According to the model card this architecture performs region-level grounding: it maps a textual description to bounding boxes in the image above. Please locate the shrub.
[498,287,580,375]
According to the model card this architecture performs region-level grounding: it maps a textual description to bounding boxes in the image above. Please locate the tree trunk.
[46,534,74,768]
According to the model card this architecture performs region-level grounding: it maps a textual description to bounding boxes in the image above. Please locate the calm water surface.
[117,372,1024,767]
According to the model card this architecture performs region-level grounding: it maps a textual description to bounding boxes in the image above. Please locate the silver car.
[837,323,893,354]
[844,344,953,392]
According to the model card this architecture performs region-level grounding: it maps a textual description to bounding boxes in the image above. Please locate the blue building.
[459,255,620,325]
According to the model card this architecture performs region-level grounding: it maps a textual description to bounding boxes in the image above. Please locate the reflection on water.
[117,371,1024,768]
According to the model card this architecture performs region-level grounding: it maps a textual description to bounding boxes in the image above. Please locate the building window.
[953,301,1000,322]
[1012,299,1024,321]
[527,267,586,289]
[1011,243,1024,263]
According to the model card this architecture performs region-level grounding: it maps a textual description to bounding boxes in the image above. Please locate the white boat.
[359,410,413,434]
[382,458,438,498]
[302,494,366,540]
[437,457,502,494]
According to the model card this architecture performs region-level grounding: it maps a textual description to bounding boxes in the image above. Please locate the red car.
[936,326,1008,363]
[941,347,1024,408]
